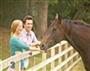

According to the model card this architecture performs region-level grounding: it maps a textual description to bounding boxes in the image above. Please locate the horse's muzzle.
[40,43,48,53]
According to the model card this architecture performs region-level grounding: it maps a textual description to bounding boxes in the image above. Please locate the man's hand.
[31,41,41,48]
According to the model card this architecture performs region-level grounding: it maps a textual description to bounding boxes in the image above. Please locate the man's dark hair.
[23,15,33,24]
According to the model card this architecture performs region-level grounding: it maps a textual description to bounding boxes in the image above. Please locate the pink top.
[19,29,38,46]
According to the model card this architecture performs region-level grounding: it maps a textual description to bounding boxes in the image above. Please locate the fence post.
[64,43,69,70]
[76,53,79,60]
[42,52,47,71]
[15,52,21,71]
[58,45,62,71]
[0,59,2,71]
[70,47,74,66]
[51,48,55,70]
[30,52,35,67]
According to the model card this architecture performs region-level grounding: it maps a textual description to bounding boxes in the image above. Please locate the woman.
[9,20,30,71]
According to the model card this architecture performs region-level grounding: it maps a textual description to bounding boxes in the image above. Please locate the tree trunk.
[30,0,48,40]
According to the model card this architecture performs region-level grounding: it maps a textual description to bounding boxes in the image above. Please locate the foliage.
[48,0,58,5]
[48,0,90,23]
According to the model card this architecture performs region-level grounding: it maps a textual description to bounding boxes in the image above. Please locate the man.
[19,15,40,70]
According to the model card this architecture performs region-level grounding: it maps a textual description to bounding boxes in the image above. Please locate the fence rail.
[0,41,81,71]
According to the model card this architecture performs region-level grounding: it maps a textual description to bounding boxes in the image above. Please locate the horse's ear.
[55,13,58,19]
[55,13,61,20]
[55,13,62,24]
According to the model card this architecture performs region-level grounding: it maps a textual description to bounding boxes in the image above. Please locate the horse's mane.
[63,19,90,28]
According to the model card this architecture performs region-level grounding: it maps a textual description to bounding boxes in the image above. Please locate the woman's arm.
[14,38,30,50]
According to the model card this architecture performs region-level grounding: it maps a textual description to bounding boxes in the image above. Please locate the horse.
[40,15,90,71]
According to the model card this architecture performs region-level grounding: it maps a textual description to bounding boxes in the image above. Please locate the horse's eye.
[52,28,56,32]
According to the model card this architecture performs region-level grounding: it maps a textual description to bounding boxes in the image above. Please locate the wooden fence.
[0,41,81,71]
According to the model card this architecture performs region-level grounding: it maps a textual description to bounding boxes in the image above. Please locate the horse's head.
[40,14,65,52]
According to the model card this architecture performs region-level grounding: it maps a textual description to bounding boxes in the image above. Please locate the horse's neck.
[65,22,90,71]
[64,23,87,54]
[65,33,83,53]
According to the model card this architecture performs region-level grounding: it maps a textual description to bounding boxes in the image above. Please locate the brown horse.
[40,15,90,71]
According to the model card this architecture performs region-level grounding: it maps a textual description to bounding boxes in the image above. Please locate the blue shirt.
[9,35,29,55]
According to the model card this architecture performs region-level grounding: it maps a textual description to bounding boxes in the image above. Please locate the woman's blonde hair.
[11,20,22,36]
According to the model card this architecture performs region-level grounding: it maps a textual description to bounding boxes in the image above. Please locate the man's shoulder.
[30,31,36,35]
[31,31,34,34]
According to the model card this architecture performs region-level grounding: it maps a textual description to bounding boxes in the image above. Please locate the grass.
[71,60,86,71]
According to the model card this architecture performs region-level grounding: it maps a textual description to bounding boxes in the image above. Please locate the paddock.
[0,41,85,71]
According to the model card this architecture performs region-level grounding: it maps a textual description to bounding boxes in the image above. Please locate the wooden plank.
[15,61,21,71]
[48,41,67,50]
[64,44,69,70]
[0,50,40,70]
[27,47,73,71]
[15,52,22,71]
[58,45,62,71]
[0,59,2,71]
[70,48,74,65]
[51,48,55,70]
[66,57,81,71]
[42,52,47,71]
[51,52,79,71]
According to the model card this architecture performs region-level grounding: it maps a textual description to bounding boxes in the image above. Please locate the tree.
[30,0,48,40]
